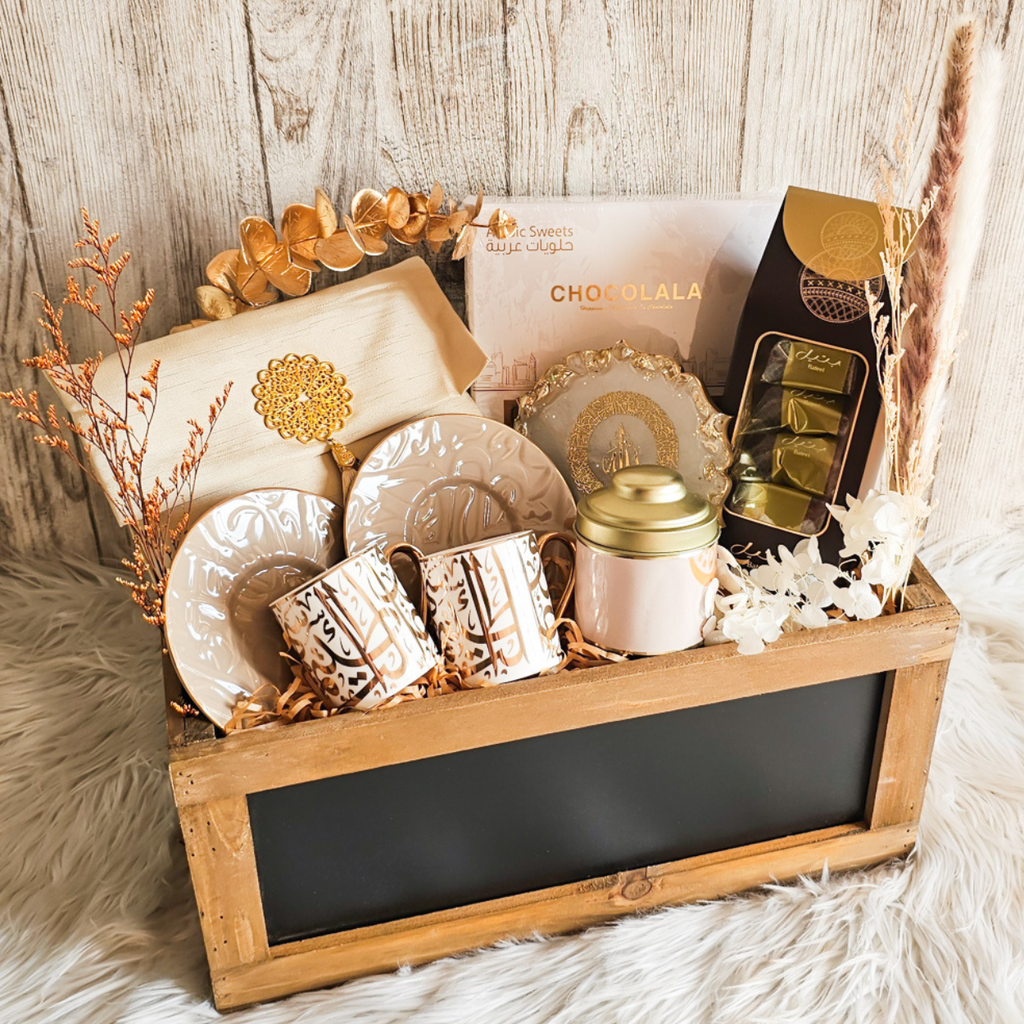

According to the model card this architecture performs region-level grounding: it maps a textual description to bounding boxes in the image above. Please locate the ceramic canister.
[573,465,720,656]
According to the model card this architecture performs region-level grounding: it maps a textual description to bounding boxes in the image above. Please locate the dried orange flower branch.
[180,184,517,330]
[0,210,231,625]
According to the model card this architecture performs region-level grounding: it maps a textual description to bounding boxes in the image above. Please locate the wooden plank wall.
[0,1,1017,562]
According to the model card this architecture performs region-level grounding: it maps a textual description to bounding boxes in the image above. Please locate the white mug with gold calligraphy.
[387,531,575,686]
[271,547,441,709]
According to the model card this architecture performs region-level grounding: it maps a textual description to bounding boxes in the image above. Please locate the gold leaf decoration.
[205,250,240,294]
[239,216,315,297]
[385,187,410,229]
[344,214,388,256]
[183,183,515,328]
[234,247,276,304]
[238,216,277,263]
[446,206,470,234]
[196,285,243,320]
[350,188,389,239]
[451,188,484,261]
[452,222,477,261]
[206,249,277,307]
[314,187,338,238]
[280,203,320,269]
[315,229,364,272]
[489,208,517,239]
[391,192,429,245]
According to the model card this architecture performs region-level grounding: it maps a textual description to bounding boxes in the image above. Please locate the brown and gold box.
[721,187,893,561]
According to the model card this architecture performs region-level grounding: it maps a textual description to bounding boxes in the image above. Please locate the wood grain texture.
[247,0,377,212]
[0,0,1019,558]
[0,0,270,558]
[506,1,755,195]
[0,82,100,557]
[173,558,952,1008]
[867,659,950,827]
[210,820,916,1010]
[178,797,270,973]
[169,581,959,807]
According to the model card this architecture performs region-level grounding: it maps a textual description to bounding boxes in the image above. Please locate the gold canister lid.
[574,465,720,556]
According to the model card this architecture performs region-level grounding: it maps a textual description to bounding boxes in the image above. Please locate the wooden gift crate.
[166,559,958,1011]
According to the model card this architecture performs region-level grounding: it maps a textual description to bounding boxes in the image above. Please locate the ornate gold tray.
[514,341,732,507]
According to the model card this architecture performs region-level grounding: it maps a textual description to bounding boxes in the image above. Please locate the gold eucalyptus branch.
[179,184,517,332]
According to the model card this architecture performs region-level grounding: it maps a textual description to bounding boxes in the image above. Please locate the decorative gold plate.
[515,340,732,507]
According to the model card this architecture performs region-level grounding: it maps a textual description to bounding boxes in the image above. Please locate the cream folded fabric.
[57,258,486,521]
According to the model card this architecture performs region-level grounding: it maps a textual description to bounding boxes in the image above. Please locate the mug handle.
[536,532,576,619]
[384,541,429,622]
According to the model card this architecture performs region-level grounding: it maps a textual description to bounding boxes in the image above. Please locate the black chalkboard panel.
[248,672,886,945]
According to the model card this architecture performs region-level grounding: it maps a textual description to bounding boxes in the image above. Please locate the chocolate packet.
[745,386,845,436]
[727,480,827,535]
[732,431,838,497]
[760,338,858,395]
[720,186,902,560]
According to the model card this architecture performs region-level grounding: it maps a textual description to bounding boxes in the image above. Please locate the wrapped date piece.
[731,432,838,497]
[760,337,859,395]
[745,385,845,436]
[727,480,827,535]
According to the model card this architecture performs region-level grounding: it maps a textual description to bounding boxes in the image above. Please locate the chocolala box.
[465,197,780,423]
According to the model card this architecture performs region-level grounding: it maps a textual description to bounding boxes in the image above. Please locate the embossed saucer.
[164,488,343,729]
[344,414,577,557]
[515,340,733,506]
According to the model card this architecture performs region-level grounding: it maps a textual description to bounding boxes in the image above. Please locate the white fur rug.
[2,545,1023,1024]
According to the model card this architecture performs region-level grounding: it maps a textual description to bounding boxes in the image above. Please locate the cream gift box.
[465,196,781,423]
[55,258,486,521]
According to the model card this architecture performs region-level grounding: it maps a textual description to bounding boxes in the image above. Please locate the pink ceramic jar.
[573,465,720,656]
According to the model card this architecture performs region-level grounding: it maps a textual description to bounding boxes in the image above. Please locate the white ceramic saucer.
[164,488,343,729]
[344,414,577,557]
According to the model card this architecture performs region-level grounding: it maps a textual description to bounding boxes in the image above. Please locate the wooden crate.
[166,559,958,1011]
